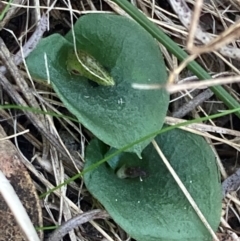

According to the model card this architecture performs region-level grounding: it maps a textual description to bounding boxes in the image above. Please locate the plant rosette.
[26,14,169,155]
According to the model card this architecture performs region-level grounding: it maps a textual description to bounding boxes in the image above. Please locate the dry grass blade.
[168,0,240,60]
[0,0,24,29]
[47,210,108,241]
[152,139,219,241]
[0,0,240,240]
[190,19,240,56]
[165,116,240,137]
[132,75,240,93]
[0,172,41,241]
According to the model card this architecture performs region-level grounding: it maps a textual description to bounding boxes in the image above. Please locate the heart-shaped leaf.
[84,128,222,241]
[26,14,169,155]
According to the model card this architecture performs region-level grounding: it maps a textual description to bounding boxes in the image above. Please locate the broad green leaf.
[26,14,169,155]
[84,129,222,241]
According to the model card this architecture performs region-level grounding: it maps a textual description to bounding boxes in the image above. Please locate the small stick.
[0,14,48,74]
[222,168,240,197]
[168,0,240,60]
[47,210,108,241]
[172,89,213,118]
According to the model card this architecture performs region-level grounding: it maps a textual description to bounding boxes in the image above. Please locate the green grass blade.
[111,0,240,118]
[0,0,13,21]
[40,106,240,198]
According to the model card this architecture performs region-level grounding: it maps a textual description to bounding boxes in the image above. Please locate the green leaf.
[84,129,222,241]
[26,13,169,155]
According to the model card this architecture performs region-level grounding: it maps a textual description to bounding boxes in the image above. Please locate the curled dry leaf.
[0,125,43,241]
